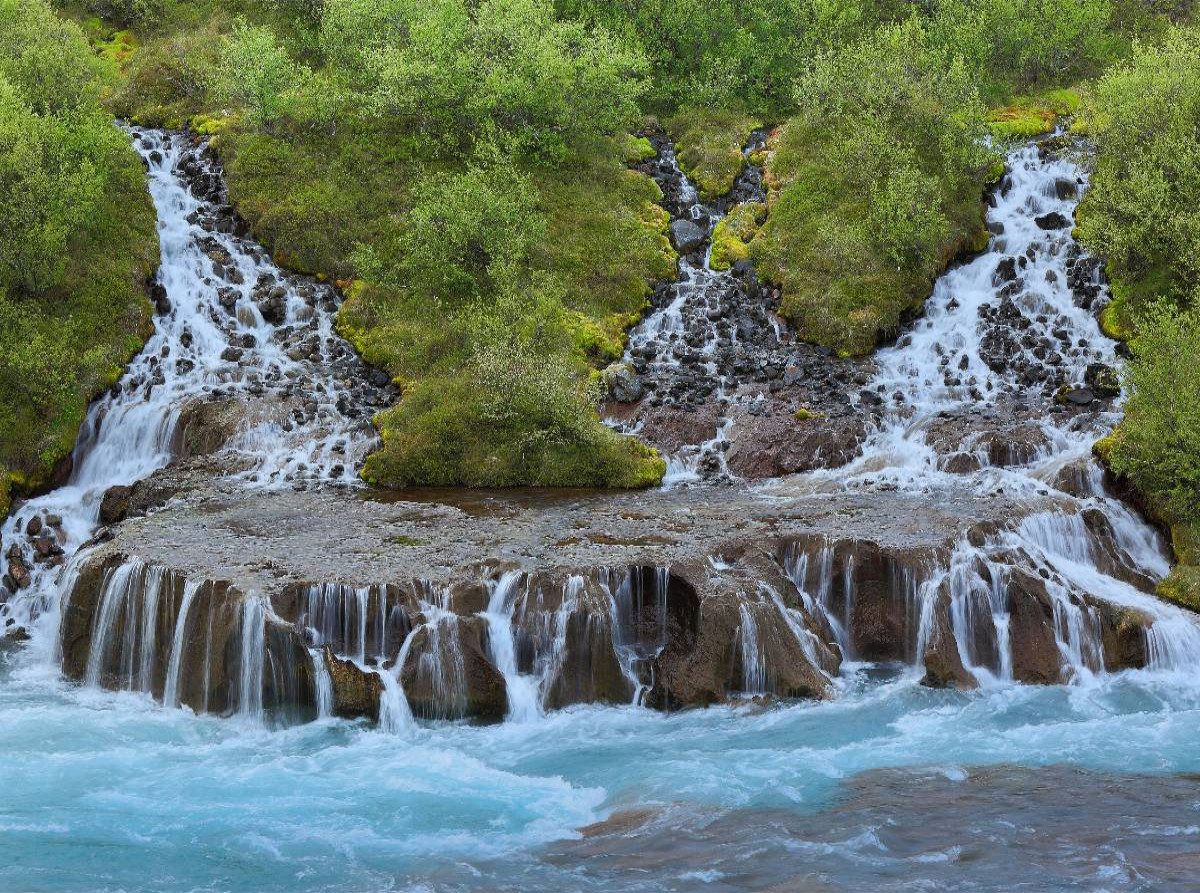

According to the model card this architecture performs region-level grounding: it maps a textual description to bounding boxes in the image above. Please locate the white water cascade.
[480,571,542,722]
[761,137,1200,684]
[615,134,770,484]
[0,127,390,705]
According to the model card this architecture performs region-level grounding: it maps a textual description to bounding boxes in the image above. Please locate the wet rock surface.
[616,134,1122,485]
[56,478,1177,721]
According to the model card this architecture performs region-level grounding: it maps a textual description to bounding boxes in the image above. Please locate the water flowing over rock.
[1,126,1198,734]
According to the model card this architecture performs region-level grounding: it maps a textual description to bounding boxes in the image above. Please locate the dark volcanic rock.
[670,219,706,253]
[1035,212,1071,230]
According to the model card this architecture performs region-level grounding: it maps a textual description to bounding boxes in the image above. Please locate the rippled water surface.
[4,648,1199,893]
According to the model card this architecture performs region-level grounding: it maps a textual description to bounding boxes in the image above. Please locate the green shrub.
[751,20,995,354]
[1076,26,1200,316]
[1106,302,1200,524]
[927,0,1120,98]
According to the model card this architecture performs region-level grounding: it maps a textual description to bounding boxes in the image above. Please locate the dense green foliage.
[105,0,671,488]
[750,21,995,354]
[30,0,1192,496]
[0,0,159,516]
[1107,304,1200,523]
[1079,24,1200,601]
[1077,27,1200,326]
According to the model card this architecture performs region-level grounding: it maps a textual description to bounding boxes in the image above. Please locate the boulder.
[400,615,508,722]
[1006,570,1068,684]
[323,646,382,721]
[99,485,133,525]
[1053,177,1078,200]
[171,397,246,459]
[920,586,977,689]
[602,362,643,404]
[1084,363,1120,399]
[1035,212,1071,230]
[670,219,706,253]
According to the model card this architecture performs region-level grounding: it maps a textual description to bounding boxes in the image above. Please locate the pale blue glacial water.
[4,647,1200,893]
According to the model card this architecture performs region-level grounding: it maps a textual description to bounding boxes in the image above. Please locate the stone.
[993,257,1018,284]
[400,616,508,722]
[1084,363,1120,399]
[323,646,383,721]
[670,219,706,253]
[1053,177,1078,200]
[602,362,643,404]
[171,398,246,459]
[99,485,133,525]
[1007,570,1068,684]
[1034,212,1071,230]
[1059,387,1094,407]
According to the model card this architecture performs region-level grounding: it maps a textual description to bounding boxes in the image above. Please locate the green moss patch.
[710,202,766,271]
[986,89,1082,141]
[665,107,760,200]
[1158,565,1200,612]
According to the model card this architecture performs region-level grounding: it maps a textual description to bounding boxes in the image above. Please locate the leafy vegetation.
[0,0,159,516]
[1077,26,1200,319]
[750,21,995,354]
[23,0,1192,499]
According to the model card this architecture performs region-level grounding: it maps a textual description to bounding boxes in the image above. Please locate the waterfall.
[237,598,266,720]
[311,649,334,719]
[379,634,416,733]
[83,560,143,689]
[162,580,203,707]
[481,571,541,723]
[0,123,390,659]
[610,134,769,483]
[737,604,768,694]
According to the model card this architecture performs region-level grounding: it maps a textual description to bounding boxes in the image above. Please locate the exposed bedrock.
[53,484,1186,726]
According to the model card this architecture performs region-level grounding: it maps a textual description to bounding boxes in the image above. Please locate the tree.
[325,0,646,158]
[0,80,107,293]
[1108,303,1200,522]
[395,156,545,304]
[0,0,104,115]
[1077,26,1200,312]
[215,19,306,129]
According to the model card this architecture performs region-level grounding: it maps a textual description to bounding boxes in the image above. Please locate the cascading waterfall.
[481,571,541,722]
[0,126,393,718]
[311,649,334,719]
[162,580,203,707]
[736,604,768,694]
[613,134,770,483]
[2,124,1198,738]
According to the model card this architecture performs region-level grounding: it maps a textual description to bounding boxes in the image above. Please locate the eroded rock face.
[171,397,246,459]
[400,616,507,722]
[323,646,381,721]
[54,485,1181,723]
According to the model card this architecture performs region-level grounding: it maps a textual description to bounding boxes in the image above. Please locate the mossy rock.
[1099,292,1135,341]
[666,107,760,201]
[1157,565,1200,612]
[1172,521,1200,567]
[710,202,767,271]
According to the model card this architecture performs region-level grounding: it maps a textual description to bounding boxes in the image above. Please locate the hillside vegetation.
[0,0,159,517]
[9,0,1194,504]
